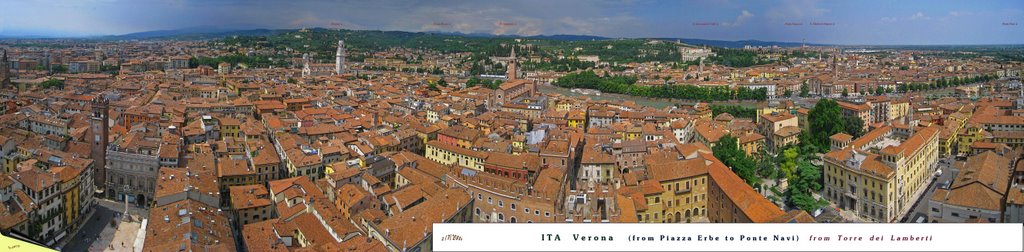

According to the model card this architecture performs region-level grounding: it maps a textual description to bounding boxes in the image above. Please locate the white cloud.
[724,10,754,27]
[909,12,929,20]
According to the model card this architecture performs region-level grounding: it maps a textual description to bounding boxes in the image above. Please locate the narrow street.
[902,156,958,223]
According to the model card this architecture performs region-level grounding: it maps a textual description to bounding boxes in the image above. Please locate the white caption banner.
[433,223,1023,251]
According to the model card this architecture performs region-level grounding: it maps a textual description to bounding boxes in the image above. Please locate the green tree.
[712,135,760,186]
[39,79,65,89]
[486,80,503,89]
[51,64,67,73]
[844,116,865,138]
[710,105,757,119]
[799,82,810,97]
[841,87,849,97]
[807,99,846,151]
[780,147,799,181]
[465,77,481,88]
[787,160,826,211]
[756,148,777,178]
[875,86,885,95]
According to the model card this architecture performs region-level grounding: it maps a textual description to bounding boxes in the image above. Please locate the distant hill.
[94,27,285,40]
[423,31,609,41]
[99,27,824,47]
[670,38,826,48]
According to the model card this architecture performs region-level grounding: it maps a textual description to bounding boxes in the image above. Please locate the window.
[510,217,517,223]
[498,200,504,208]
[535,210,540,215]
[510,203,516,211]
[544,212,550,217]
[487,197,492,204]
[475,208,481,215]
[525,208,530,213]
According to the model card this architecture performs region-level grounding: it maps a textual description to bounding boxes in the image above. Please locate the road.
[902,156,958,223]
[61,199,149,252]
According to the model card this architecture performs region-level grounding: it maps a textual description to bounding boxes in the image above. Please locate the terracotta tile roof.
[230,184,272,210]
[1007,186,1024,206]
[143,199,235,252]
[738,132,765,144]
[830,133,853,143]
[426,140,488,159]
[760,112,795,123]
[483,152,531,170]
[269,176,326,201]
[774,125,801,137]
[439,125,480,141]
[616,194,640,223]
[881,126,938,157]
[694,121,728,143]
[248,139,281,166]
[241,219,289,252]
[12,168,57,193]
[703,152,785,222]
[850,126,891,149]
[934,151,1011,211]
[581,144,615,164]
[768,210,816,223]
[647,158,709,182]
[637,179,664,196]
[837,101,871,112]
[377,188,470,248]
[217,157,253,177]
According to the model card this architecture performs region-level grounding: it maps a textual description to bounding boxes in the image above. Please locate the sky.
[0,0,1022,45]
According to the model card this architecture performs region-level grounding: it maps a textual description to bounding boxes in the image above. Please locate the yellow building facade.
[822,126,939,222]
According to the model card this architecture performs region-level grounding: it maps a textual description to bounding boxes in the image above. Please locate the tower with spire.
[832,49,839,79]
[335,40,346,75]
[301,53,311,78]
[91,95,109,192]
[506,46,518,80]
[1,49,10,88]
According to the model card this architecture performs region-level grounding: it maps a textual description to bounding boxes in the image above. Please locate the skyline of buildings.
[0,15,1022,251]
